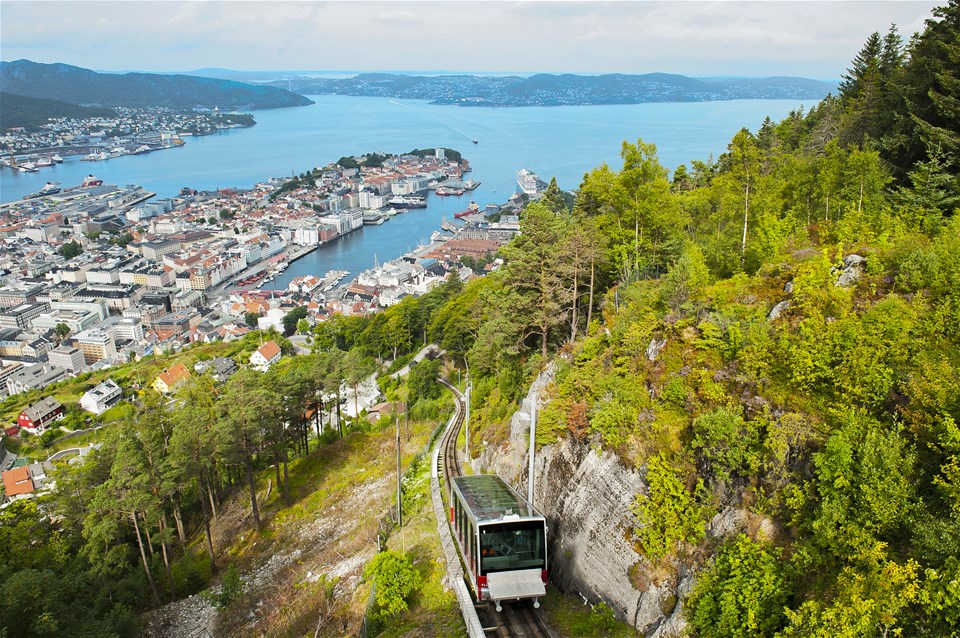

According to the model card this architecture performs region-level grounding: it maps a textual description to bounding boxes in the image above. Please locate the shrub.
[364,550,421,621]
[633,453,706,560]
[687,535,790,638]
[692,406,762,483]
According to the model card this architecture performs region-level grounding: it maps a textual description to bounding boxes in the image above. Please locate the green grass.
[375,443,466,638]
[541,589,638,638]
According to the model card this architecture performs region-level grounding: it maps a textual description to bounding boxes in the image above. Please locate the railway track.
[437,378,465,497]
[438,377,553,638]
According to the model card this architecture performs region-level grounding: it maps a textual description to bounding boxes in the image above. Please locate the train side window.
[471,532,478,574]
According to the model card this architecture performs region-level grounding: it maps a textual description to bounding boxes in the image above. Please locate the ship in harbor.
[23,182,62,199]
[80,175,103,188]
[387,195,427,209]
[454,200,481,219]
[516,168,546,196]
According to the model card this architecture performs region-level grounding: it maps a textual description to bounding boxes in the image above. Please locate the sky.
[0,1,943,79]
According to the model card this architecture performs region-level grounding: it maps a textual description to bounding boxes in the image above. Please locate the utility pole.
[528,395,536,510]
[465,380,471,465]
[396,415,402,529]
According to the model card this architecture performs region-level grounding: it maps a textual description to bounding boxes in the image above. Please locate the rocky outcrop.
[834,254,866,287]
[646,337,668,362]
[768,300,790,321]
[477,367,690,637]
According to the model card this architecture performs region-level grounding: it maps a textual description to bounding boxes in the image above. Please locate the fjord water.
[1,95,809,285]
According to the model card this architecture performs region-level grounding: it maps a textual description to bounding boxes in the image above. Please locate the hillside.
[268,71,835,106]
[0,60,314,110]
[0,5,957,638]
[0,91,117,130]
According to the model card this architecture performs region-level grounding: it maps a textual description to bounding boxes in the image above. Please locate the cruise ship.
[516,168,546,196]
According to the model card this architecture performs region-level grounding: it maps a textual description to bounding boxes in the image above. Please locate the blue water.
[1,96,810,286]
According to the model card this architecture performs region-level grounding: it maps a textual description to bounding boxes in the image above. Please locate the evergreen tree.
[839,31,883,100]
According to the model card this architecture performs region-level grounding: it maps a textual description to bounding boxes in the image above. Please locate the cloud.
[0,0,944,77]
[573,26,608,42]
[375,9,421,23]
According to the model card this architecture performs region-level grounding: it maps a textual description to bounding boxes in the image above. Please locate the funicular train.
[450,474,548,612]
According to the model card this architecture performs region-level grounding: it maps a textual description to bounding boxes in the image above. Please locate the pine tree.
[839,31,883,100]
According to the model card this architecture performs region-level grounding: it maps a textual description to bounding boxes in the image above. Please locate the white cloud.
[0,0,944,77]
[375,9,420,23]
[573,26,608,42]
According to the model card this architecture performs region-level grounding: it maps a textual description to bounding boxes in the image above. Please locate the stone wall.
[476,367,689,636]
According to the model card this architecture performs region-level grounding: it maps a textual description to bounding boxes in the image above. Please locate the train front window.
[479,521,545,574]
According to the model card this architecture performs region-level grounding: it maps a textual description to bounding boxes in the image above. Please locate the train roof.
[452,474,544,523]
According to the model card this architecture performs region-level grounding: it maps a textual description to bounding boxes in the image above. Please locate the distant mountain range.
[0,60,314,110]
[266,72,836,106]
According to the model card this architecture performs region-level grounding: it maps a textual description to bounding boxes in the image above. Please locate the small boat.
[472,139,478,144]
[50,154,64,163]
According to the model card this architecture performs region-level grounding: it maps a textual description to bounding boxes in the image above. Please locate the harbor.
[2,96,813,295]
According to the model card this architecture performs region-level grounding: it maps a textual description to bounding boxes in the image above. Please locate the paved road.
[392,344,441,379]
[288,334,312,355]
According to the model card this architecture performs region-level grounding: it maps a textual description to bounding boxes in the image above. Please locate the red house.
[18,396,65,435]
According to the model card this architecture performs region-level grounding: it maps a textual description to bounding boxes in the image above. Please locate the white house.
[250,340,282,371]
[80,378,123,415]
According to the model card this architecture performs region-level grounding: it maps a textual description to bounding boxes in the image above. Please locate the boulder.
[768,300,790,321]
[835,254,865,287]
[646,337,668,362]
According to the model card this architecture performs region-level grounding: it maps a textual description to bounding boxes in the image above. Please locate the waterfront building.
[294,226,320,246]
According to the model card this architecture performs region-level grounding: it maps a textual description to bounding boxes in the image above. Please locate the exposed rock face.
[835,254,866,287]
[536,440,644,615]
[477,366,689,636]
[646,337,668,362]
